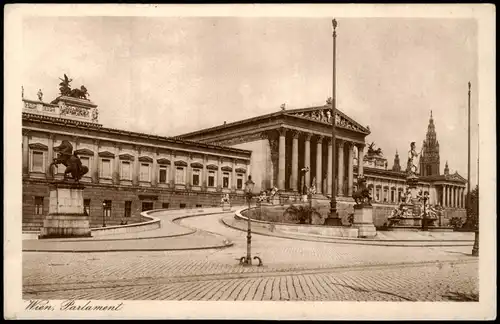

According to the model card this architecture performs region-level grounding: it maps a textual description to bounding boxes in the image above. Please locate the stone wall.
[23,180,246,231]
[244,198,466,229]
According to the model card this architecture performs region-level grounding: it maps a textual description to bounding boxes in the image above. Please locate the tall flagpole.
[470,81,479,256]
[467,81,471,212]
[327,18,341,225]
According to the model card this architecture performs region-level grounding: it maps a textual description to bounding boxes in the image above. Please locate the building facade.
[22,88,467,230]
[179,107,467,227]
[22,95,251,230]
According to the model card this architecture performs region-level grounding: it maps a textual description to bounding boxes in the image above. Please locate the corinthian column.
[357,144,365,177]
[347,142,354,196]
[304,133,312,187]
[337,140,345,196]
[315,135,323,194]
[278,128,286,190]
[453,187,457,208]
[291,130,299,191]
[327,137,333,195]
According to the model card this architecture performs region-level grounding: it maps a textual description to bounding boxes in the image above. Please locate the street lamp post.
[102,201,106,227]
[422,192,429,231]
[239,175,262,266]
[468,82,479,257]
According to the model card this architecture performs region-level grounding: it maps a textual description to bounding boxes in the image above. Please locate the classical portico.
[258,128,365,196]
[177,104,370,196]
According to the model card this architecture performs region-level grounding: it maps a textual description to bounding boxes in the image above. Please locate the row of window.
[34,197,199,218]
[31,151,245,188]
[372,187,430,203]
[373,187,402,203]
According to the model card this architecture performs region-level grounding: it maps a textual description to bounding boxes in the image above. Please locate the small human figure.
[37,89,43,102]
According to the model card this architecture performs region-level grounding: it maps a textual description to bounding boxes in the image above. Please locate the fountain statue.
[386,142,437,230]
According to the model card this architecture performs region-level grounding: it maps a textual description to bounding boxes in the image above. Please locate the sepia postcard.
[4,3,496,320]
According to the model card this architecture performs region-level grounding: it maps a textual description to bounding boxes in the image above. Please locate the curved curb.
[23,209,237,252]
[22,242,235,253]
[24,210,235,243]
[235,208,474,243]
[223,214,474,247]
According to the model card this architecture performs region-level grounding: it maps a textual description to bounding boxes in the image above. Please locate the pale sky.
[22,17,479,186]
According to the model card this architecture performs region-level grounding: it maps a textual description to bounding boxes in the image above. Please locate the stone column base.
[353,204,376,238]
[39,214,91,239]
[39,181,91,239]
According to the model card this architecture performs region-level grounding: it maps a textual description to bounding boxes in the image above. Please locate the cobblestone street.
[23,212,479,301]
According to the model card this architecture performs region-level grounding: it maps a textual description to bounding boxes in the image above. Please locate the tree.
[463,185,479,230]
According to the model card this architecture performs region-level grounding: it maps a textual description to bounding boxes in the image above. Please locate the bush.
[282,204,322,225]
[449,217,464,229]
[347,213,354,226]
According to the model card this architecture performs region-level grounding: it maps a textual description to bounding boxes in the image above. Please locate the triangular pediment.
[191,162,204,168]
[206,164,218,170]
[448,172,466,183]
[98,151,115,158]
[28,143,48,151]
[74,148,94,156]
[138,156,153,163]
[285,105,370,134]
[119,153,135,161]
[157,158,171,165]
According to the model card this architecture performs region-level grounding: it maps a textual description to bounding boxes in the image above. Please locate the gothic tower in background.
[420,111,440,176]
[392,150,401,172]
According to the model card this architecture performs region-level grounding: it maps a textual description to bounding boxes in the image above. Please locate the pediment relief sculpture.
[288,108,368,133]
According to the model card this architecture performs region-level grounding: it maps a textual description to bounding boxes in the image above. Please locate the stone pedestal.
[39,182,91,239]
[221,202,231,211]
[352,204,376,238]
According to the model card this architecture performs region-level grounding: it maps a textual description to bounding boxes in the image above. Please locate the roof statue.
[37,89,43,102]
[59,74,73,96]
[367,142,383,156]
[58,74,90,100]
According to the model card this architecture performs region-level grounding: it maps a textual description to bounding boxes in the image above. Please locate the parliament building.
[22,89,467,230]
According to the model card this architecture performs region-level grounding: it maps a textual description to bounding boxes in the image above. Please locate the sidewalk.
[22,207,239,252]
[222,215,475,247]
